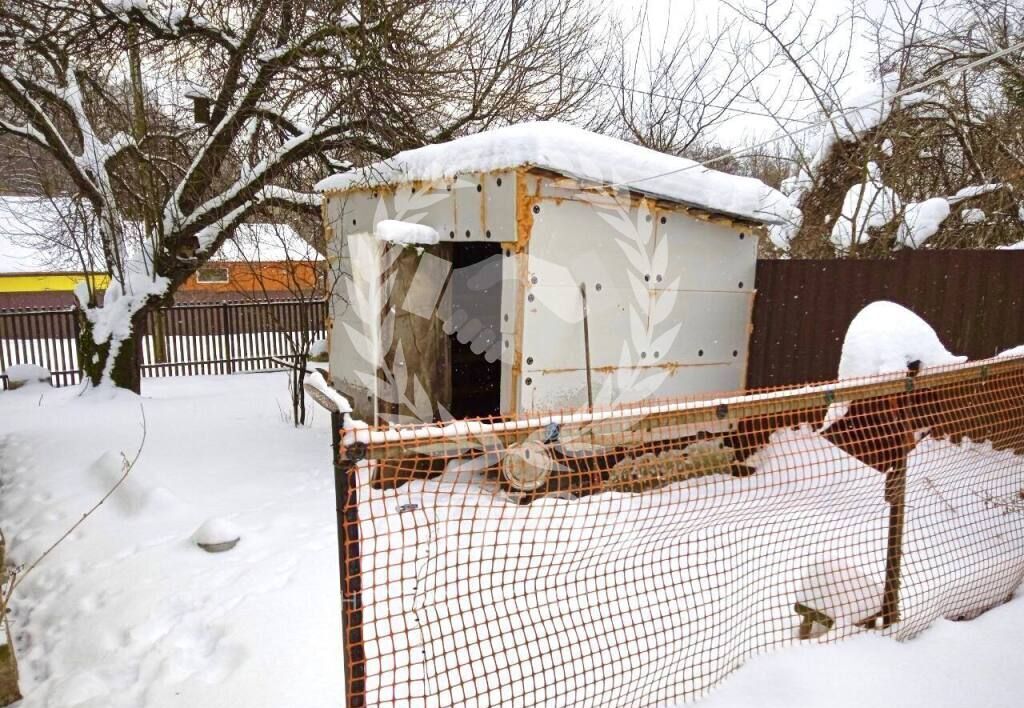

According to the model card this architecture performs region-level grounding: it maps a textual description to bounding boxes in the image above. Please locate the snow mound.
[3,363,51,386]
[830,163,900,250]
[838,301,966,379]
[896,197,950,248]
[374,219,440,245]
[960,207,985,224]
[832,73,901,141]
[317,121,787,224]
[88,451,176,516]
[997,344,1024,359]
[191,517,241,547]
[795,559,883,637]
[702,597,1024,708]
[948,183,1008,203]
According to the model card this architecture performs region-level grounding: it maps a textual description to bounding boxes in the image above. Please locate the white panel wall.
[328,174,760,419]
[519,190,757,412]
[327,219,383,420]
[654,211,757,293]
[331,171,518,245]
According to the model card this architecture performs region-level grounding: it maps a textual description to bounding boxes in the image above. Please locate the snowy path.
[0,375,343,708]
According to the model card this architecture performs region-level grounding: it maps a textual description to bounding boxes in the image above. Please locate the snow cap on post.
[838,301,967,379]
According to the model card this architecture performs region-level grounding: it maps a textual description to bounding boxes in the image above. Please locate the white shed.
[317,122,785,424]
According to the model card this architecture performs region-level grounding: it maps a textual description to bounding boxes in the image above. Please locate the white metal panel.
[518,190,755,411]
[328,231,383,419]
[654,212,757,293]
[524,362,743,412]
[499,249,520,335]
[499,246,521,413]
[521,285,634,372]
[526,196,657,289]
[340,191,389,236]
[649,290,753,367]
[480,170,517,242]
[391,182,454,241]
[336,173,517,245]
[333,176,518,245]
[450,174,483,242]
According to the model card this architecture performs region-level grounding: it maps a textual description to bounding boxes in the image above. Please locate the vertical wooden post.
[222,302,234,374]
[152,309,168,365]
[879,384,914,629]
[332,412,366,707]
[880,457,908,627]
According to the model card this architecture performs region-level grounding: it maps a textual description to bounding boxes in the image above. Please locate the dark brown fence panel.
[747,250,1024,389]
[1,299,327,389]
[0,307,81,388]
[140,300,328,377]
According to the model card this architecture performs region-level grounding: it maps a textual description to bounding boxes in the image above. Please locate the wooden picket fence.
[0,299,328,389]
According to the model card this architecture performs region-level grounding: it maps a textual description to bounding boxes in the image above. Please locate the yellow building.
[0,196,109,308]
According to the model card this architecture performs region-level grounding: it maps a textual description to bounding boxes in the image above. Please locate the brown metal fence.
[0,299,327,389]
[747,250,1024,389]
[331,354,1024,706]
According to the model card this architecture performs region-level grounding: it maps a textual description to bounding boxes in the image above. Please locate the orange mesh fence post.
[332,411,366,708]
[334,355,1024,706]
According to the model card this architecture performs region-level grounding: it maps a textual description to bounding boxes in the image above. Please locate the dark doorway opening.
[447,242,503,419]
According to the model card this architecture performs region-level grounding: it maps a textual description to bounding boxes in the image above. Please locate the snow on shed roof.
[316,121,788,224]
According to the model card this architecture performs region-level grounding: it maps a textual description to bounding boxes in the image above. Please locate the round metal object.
[501,441,551,492]
[198,537,240,553]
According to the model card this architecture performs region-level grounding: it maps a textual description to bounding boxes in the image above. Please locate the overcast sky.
[610,0,904,147]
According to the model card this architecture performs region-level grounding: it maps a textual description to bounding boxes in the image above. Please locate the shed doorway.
[446,242,504,420]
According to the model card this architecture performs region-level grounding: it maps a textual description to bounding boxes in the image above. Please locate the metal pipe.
[580,282,594,411]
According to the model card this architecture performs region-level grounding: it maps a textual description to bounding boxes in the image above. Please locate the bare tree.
[729,0,1024,257]
[607,6,782,159]
[225,218,335,426]
[0,0,606,391]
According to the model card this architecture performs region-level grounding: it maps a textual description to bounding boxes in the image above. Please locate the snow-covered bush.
[2,364,51,390]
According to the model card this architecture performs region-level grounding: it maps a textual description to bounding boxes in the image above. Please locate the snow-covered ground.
[0,374,342,707]
[700,594,1024,708]
[1,372,1022,707]
[362,427,1023,706]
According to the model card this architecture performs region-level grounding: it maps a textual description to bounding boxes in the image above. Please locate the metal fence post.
[332,412,366,708]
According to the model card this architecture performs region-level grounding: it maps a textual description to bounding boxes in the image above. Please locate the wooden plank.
[365,356,1024,459]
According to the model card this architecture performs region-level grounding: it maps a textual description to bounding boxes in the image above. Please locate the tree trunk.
[76,306,147,393]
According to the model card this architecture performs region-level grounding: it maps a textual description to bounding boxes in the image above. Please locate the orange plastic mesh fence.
[334,355,1024,707]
